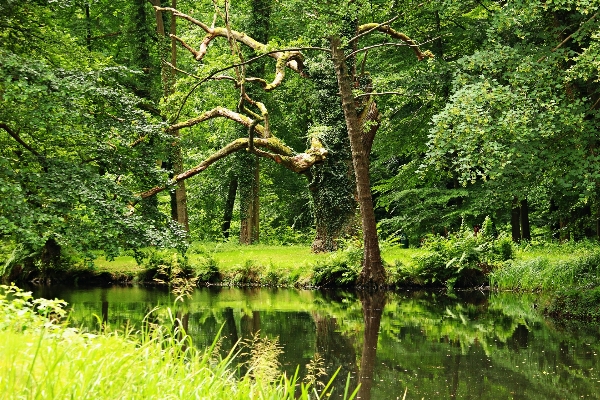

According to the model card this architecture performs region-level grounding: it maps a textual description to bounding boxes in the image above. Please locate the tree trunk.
[239,156,260,244]
[330,36,385,287]
[238,0,270,245]
[222,178,238,239]
[169,0,189,232]
[511,197,521,242]
[41,237,61,269]
[520,198,531,241]
[150,0,189,232]
[85,3,92,51]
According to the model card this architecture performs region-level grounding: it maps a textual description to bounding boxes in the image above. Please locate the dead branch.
[349,15,400,44]
[356,23,434,60]
[137,135,326,200]
[167,106,267,137]
[154,6,307,75]
[537,12,598,63]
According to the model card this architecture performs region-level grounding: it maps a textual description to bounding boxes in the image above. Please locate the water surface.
[31,286,600,399]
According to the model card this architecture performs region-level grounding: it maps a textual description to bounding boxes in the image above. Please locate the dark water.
[30,285,600,399]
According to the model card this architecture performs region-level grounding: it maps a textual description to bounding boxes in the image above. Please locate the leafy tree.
[0,0,185,274]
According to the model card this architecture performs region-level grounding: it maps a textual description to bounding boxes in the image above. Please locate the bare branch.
[346,36,441,60]
[170,35,203,59]
[170,47,327,122]
[155,6,311,75]
[354,91,404,99]
[355,23,434,61]
[137,135,327,200]
[167,106,267,137]
[537,12,598,63]
[163,61,202,80]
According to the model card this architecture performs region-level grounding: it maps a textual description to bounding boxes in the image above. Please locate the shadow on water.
[27,285,600,399]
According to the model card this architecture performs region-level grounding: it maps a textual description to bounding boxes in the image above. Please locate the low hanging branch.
[137,135,327,200]
[1,123,43,159]
[355,23,434,61]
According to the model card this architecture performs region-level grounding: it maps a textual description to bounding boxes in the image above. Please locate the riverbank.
[5,239,600,320]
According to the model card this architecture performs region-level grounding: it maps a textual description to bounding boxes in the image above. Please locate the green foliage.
[137,249,198,298]
[0,0,186,267]
[400,218,514,289]
[0,284,68,332]
[310,245,362,287]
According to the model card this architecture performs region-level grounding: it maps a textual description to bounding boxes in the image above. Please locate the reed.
[0,285,357,400]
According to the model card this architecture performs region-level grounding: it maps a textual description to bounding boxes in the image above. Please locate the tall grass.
[0,285,357,400]
[490,241,600,291]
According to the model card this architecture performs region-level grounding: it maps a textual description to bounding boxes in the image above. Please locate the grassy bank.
[88,242,427,288]
[5,233,600,320]
[0,284,355,400]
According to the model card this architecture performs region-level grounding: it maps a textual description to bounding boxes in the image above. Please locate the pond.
[30,285,600,399]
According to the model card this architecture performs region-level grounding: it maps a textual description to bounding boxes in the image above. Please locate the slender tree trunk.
[222,178,238,239]
[169,0,189,232]
[151,0,189,232]
[520,198,531,241]
[511,197,521,242]
[238,0,270,245]
[550,199,560,240]
[330,36,385,286]
[85,3,92,51]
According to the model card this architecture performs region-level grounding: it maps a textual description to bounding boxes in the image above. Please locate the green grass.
[90,242,423,286]
[490,241,600,291]
[70,240,600,292]
[0,285,357,400]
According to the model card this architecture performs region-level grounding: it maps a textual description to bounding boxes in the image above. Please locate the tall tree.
[143,2,431,284]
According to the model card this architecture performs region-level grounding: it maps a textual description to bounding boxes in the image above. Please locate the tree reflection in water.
[356,291,386,400]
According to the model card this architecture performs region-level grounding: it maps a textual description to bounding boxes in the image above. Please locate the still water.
[30,286,600,399]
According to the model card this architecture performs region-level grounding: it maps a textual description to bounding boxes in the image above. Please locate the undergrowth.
[387,217,514,289]
[490,242,600,291]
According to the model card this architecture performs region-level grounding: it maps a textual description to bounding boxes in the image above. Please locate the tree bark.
[520,198,531,241]
[222,178,238,239]
[240,155,260,244]
[330,36,385,287]
[511,197,521,242]
[168,0,189,232]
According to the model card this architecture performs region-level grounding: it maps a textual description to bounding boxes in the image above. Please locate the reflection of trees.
[33,287,600,399]
[312,312,357,396]
[355,291,386,400]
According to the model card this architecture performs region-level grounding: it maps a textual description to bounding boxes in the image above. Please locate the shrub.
[311,245,362,287]
[410,217,514,289]
[228,260,265,285]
